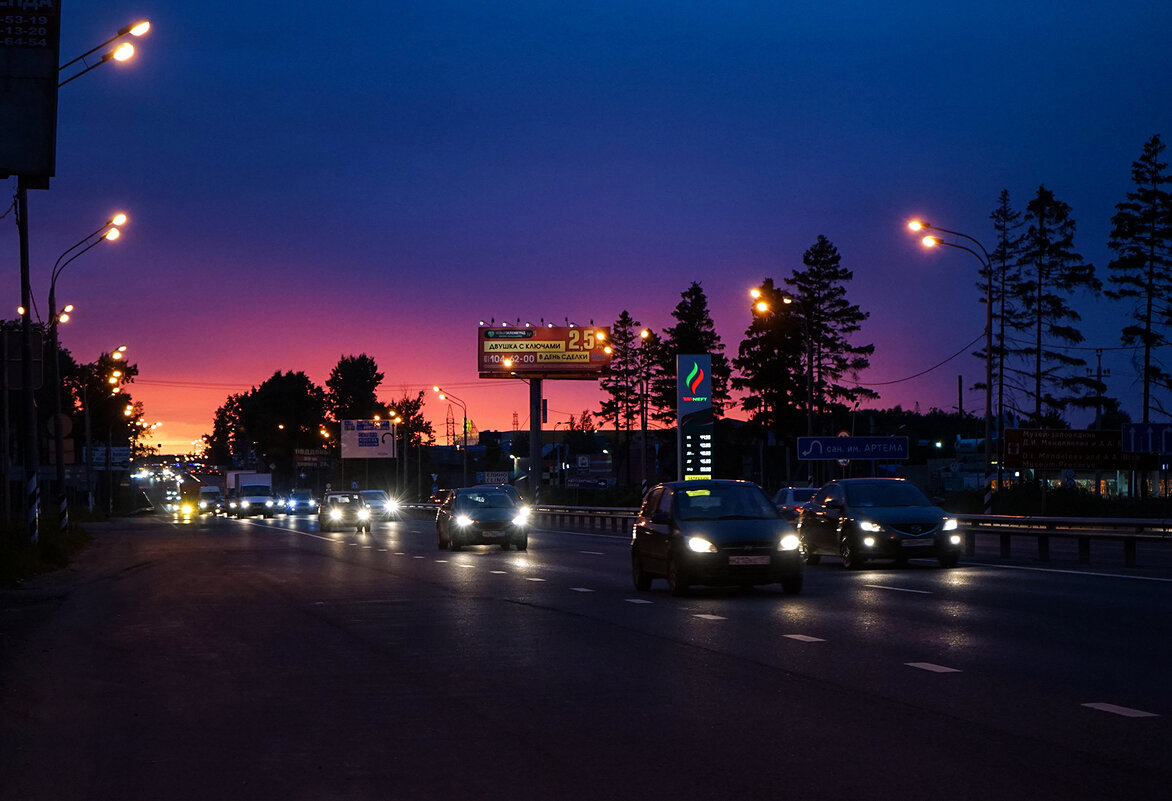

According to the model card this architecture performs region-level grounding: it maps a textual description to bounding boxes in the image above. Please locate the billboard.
[1004,429,1154,471]
[478,325,612,379]
[0,0,62,182]
[340,419,396,459]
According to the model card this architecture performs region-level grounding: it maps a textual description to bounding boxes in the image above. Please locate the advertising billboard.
[340,419,396,459]
[478,325,612,379]
[0,1,62,182]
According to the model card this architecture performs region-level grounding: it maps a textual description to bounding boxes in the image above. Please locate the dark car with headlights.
[318,492,371,533]
[435,486,530,551]
[630,479,804,596]
[797,478,962,569]
[284,488,318,515]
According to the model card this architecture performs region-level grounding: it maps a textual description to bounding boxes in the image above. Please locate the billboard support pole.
[17,180,39,543]
[529,379,542,503]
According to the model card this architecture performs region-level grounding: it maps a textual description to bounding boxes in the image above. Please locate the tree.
[732,277,806,438]
[988,190,1026,430]
[1106,134,1172,422]
[785,235,877,432]
[205,393,246,466]
[598,311,644,433]
[648,282,731,424]
[1009,186,1100,424]
[325,354,385,422]
[238,371,327,483]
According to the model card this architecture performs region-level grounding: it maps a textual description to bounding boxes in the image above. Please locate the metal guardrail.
[403,503,1172,568]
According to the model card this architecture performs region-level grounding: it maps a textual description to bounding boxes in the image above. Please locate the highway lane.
[2,510,1169,800]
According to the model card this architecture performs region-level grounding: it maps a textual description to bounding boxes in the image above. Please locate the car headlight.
[779,533,801,551]
[512,511,529,526]
[455,514,473,528]
[386,500,399,513]
[265,499,274,508]
[357,508,370,521]
[859,520,883,532]
[943,517,958,531]
[241,500,251,508]
[687,536,717,553]
[199,500,208,509]
[330,509,342,520]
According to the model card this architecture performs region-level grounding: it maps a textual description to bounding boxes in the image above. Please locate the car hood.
[676,517,793,544]
[461,508,519,523]
[849,506,946,525]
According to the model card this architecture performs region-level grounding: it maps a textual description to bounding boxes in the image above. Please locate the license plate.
[729,555,770,565]
[901,538,934,548]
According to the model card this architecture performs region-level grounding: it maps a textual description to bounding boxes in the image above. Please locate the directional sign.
[797,436,909,461]
[1122,423,1172,454]
[340,419,396,459]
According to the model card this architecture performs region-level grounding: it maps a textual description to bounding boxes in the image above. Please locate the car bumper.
[680,550,803,586]
[450,524,526,545]
[852,533,962,559]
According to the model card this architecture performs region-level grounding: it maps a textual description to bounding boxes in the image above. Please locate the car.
[358,489,399,521]
[318,492,371,533]
[284,489,318,515]
[771,486,818,520]
[435,486,530,551]
[797,478,962,569]
[630,479,804,596]
[197,486,225,515]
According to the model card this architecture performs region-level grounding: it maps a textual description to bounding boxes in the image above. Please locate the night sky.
[17,1,1172,454]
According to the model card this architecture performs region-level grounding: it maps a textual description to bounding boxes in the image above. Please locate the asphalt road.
[2,510,1169,801]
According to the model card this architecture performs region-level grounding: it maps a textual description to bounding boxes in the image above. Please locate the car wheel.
[938,552,959,568]
[781,570,804,594]
[514,534,528,551]
[631,549,652,591]
[667,553,690,596]
[840,539,865,570]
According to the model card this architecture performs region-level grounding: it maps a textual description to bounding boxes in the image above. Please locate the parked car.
[630,479,804,596]
[435,487,530,551]
[771,486,818,520]
[358,489,399,521]
[797,478,962,569]
[318,492,371,533]
[285,489,318,515]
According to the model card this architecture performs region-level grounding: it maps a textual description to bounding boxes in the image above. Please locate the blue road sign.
[1122,423,1172,454]
[797,436,909,461]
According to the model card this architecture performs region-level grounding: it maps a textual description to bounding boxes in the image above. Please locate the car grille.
[475,520,508,531]
[719,542,774,554]
[890,523,940,537]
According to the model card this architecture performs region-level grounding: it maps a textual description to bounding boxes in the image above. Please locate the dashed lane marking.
[864,584,932,594]
[906,662,961,673]
[524,577,546,582]
[1082,703,1159,718]
[625,599,653,604]
[571,587,594,592]
[784,634,826,642]
[694,614,726,620]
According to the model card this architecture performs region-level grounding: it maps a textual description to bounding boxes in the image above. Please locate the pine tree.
[1009,186,1100,424]
[598,311,643,433]
[1106,134,1172,423]
[732,277,806,437]
[989,190,1025,428]
[785,235,877,433]
[649,282,731,424]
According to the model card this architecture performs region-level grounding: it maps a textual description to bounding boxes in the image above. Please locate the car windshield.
[676,485,778,521]
[844,482,931,508]
[329,495,360,506]
[360,491,388,502]
[455,490,516,511]
[792,489,816,502]
[290,490,312,500]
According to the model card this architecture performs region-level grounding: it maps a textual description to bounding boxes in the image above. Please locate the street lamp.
[433,386,468,487]
[908,219,994,513]
[59,20,151,87]
[47,215,126,532]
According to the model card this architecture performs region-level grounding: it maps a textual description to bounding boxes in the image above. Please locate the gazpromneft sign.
[677,354,714,480]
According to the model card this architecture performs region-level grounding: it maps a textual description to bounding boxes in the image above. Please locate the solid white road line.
[1082,702,1159,718]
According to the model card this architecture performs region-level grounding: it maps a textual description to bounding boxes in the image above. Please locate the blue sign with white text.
[797,436,909,461]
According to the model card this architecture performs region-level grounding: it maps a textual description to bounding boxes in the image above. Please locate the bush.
[0,517,92,588]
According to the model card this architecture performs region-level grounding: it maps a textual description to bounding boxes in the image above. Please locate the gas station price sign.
[478,325,612,379]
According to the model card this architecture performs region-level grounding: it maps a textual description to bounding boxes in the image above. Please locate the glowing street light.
[47,214,127,533]
[432,386,469,487]
[907,219,995,513]
[58,20,152,87]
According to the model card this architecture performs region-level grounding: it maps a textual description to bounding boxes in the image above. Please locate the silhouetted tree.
[649,282,731,424]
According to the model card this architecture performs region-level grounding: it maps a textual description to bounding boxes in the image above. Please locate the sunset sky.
[14,1,1172,454]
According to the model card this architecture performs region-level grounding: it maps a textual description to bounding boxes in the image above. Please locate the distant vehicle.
[630,479,804,596]
[358,489,399,521]
[284,489,318,515]
[197,486,224,515]
[771,486,818,520]
[319,492,371,533]
[797,478,962,569]
[227,472,276,518]
[435,487,530,551]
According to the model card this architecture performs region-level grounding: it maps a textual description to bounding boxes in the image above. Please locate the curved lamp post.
[48,215,126,532]
[908,220,994,513]
[433,386,468,487]
[59,20,150,87]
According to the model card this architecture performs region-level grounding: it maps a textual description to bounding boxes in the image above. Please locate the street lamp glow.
[908,220,925,232]
[755,300,769,314]
[112,42,135,62]
[921,235,938,247]
[127,21,151,37]
[111,213,128,227]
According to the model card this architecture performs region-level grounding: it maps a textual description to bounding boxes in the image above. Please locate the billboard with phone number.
[478,325,611,379]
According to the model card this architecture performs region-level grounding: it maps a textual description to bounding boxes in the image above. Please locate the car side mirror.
[651,510,671,525]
